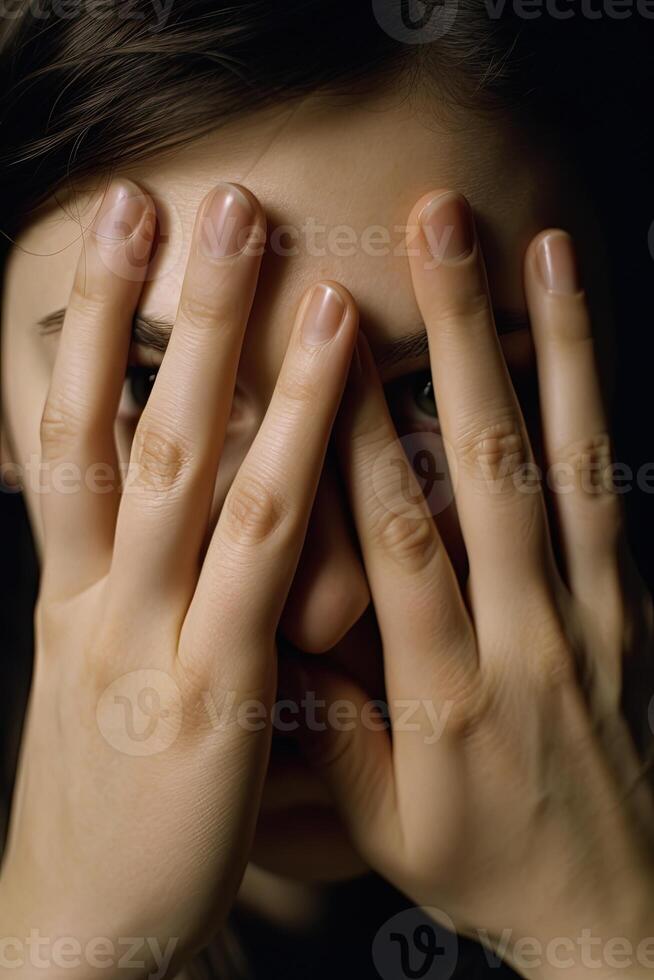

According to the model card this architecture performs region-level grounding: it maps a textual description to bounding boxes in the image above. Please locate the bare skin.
[2,89,582,882]
[1,89,652,980]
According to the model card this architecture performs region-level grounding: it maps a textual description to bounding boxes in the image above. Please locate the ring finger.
[525,231,623,627]
[407,191,556,639]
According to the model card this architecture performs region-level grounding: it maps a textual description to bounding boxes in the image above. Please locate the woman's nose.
[280,462,370,654]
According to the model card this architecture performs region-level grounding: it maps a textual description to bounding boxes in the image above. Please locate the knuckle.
[350,419,394,464]
[221,475,288,546]
[371,506,439,574]
[553,432,614,496]
[68,280,114,318]
[177,291,220,328]
[130,421,193,493]
[40,395,84,458]
[456,414,531,489]
[177,288,240,329]
[276,366,320,408]
[436,290,492,330]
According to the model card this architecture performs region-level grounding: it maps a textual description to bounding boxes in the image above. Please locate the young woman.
[1,2,653,978]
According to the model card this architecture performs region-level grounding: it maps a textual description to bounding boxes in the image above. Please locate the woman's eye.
[123,364,439,422]
[385,369,439,426]
[411,373,437,419]
[126,365,158,410]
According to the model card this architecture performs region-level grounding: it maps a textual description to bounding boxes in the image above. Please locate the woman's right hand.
[0,179,358,978]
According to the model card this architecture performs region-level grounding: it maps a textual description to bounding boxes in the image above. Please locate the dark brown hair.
[1,0,651,241]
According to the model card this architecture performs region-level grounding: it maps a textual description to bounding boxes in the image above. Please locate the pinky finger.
[525,231,623,613]
[40,180,154,597]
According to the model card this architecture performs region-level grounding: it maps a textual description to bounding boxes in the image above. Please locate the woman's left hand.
[297,191,654,980]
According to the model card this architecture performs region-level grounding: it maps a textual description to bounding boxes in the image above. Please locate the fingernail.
[301,284,347,347]
[419,193,475,263]
[95,181,148,244]
[200,183,255,258]
[536,231,581,294]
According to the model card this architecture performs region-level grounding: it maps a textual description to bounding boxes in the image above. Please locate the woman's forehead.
[7,93,582,364]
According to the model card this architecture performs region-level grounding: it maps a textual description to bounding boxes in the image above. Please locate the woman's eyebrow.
[37,308,173,353]
[369,310,530,370]
[37,307,530,367]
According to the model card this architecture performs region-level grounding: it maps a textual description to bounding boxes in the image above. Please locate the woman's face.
[1,85,603,880]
